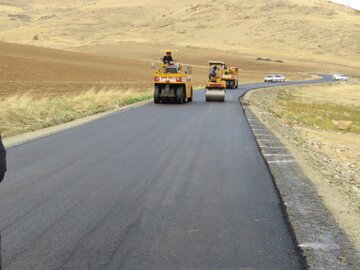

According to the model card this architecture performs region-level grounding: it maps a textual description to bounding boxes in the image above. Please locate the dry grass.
[281,101,360,133]
[271,81,360,133]
[0,87,152,137]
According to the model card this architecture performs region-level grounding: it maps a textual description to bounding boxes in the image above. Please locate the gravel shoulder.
[242,83,360,268]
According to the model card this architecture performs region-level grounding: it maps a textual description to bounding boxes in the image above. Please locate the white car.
[333,74,348,81]
[274,74,286,82]
[264,74,285,83]
[264,74,275,83]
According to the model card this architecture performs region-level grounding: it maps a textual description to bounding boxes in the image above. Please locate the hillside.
[0,41,154,97]
[2,39,329,98]
[0,0,359,70]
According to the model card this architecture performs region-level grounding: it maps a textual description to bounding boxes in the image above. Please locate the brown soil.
[0,41,153,97]
[1,40,358,99]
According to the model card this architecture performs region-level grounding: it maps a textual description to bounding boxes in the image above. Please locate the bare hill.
[0,41,153,97]
[0,0,359,68]
[3,39,334,98]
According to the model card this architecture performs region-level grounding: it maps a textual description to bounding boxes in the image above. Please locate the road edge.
[240,93,360,269]
[4,99,152,148]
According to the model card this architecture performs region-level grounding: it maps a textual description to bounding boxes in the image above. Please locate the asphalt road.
[0,76,333,270]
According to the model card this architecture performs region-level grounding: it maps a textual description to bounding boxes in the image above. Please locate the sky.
[330,0,360,10]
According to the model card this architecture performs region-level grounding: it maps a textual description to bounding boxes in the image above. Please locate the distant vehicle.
[264,74,275,83]
[264,74,286,83]
[333,74,348,81]
[274,74,286,82]
[222,66,239,89]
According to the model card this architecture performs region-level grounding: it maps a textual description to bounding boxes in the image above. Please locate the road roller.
[206,61,226,102]
[153,50,193,104]
[222,66,239,89]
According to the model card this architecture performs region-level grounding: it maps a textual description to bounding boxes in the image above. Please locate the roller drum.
[205,89,225,102]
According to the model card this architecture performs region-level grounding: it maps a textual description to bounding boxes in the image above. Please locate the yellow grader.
[205,61,226,102]
[153,50,193,104]
[222,66,239,89]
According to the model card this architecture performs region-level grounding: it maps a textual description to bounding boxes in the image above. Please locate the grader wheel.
[154,86,160,104]
[176,87,184,104]
[188,88,193,102]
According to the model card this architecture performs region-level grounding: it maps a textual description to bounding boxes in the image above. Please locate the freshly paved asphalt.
[0,76,332,270]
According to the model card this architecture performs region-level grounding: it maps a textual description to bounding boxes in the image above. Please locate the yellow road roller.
[222,66,239,89]
[153,50,193,104]
[206,61,226,102]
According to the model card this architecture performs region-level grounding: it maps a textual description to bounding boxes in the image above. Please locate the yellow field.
[0,0,359,71]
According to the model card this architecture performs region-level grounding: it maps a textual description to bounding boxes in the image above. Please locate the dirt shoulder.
[244,80,360,252]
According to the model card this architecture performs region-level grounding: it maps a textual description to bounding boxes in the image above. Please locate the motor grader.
[205,61,226,102]
[222,66,239,89]
[153,51,193,104]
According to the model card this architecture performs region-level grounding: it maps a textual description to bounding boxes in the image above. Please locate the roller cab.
[153,59,193,104]
[206,61,226,102]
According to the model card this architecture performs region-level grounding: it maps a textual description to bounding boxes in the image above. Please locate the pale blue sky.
[330,0,360,10]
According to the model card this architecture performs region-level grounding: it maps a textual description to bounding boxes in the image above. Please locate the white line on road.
[251,126,265,129]
[259,145,287,149]
[263,154,292,157]
[267,160,296,164]
[257,139,278,142]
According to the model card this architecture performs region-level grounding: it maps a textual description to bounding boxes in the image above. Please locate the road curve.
[0,76,332,270]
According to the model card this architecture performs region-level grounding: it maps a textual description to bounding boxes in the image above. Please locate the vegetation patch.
[273,90,360,134]
[0,88,152,137]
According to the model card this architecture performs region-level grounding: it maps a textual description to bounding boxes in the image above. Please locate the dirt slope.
[0,41,155,97]
[0,0,359,69]
[3,39,339,98]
